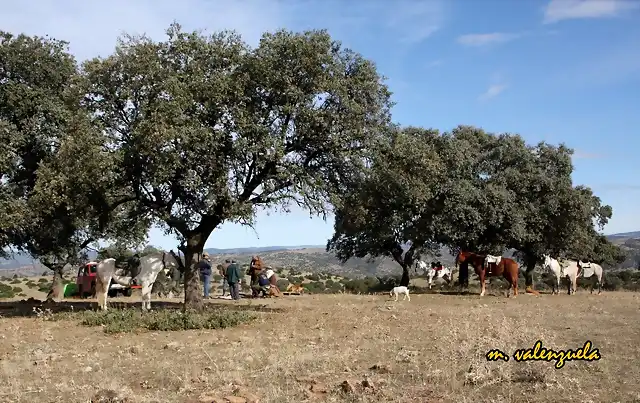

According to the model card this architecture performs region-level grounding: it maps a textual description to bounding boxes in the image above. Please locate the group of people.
[196,253,281,300]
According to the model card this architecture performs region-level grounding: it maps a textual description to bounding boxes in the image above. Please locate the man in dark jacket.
[197,252,213,299]
[226,259,242,300]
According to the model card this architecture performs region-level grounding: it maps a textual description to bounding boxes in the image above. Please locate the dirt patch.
[0,292,639,402]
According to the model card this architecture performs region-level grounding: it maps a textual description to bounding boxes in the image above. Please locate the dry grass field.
[1,288,640,403]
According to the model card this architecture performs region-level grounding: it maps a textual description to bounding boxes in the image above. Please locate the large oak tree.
[80,24,392,310]
[0,32,147,298]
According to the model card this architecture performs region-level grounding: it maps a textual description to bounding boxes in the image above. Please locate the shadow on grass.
[0,297,285,319]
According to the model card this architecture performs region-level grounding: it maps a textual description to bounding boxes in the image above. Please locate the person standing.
[248,256,263,298]
[197,252,212,299]
[219,259,230,296]
[226,259,242,300]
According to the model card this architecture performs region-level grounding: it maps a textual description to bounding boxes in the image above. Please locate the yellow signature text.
[486,349,509,362]
[485,340,601,369]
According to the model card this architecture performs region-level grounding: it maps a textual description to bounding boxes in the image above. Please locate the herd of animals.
[88,249,606,310]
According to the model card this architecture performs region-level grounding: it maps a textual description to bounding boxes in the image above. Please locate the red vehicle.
[76,261,141,298]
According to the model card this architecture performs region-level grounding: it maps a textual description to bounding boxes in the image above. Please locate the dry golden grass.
[1,289,640,402]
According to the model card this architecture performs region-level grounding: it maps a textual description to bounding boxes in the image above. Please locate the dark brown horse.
[455,251,519,297]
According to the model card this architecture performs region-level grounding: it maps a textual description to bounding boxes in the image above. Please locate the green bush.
[212,274,222,282]
[25,281,38,288]
[9,279,21,284]
[12,286,22,293]
[307,274,320,282]
[303,281,326,293]
[0,283,17,298]
[276,279,290,290]
[56,308,257,334]
[38,278,48,283]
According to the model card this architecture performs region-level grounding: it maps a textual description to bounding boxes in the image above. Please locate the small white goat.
[390,286,410,301]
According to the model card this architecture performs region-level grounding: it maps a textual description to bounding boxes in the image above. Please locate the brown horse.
[455,251,519,297]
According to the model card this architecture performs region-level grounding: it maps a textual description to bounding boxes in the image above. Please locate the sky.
[2,0,639,250]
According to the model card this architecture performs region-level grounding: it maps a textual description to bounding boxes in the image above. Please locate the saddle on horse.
[483,255,502,275]
[431,261,444,271]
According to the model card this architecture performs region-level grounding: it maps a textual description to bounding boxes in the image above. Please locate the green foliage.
[303,281,326,293]
[53,308,256,334]
[307,274,320,281]
[328,125,622,285]
[37,278,48,283]
[9,279,21,284]
[0,282,16,298]
[276,279,290,290]
[212,274,222,282]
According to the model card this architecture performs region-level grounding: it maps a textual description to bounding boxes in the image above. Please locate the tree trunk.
[183,237,206,311]
[400,265,410,287]
[48,264,66,301]
[458,262,469,288]
[524,256,539,295]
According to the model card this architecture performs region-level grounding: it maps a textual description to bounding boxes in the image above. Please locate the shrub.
[12,286,22,293]
[0,283,16,298]
[303,281,326,294]
[307,274,320,282]
[38,278,48,283]
[25,281,38,288]
[57,308,257,334]
[276,279,290,290]
[9,279,21,284]
[212,274,222,282]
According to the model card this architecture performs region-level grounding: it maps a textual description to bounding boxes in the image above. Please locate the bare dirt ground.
[1,289,639,403]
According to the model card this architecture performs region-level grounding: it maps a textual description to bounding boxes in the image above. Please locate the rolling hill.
[2,231,639,277]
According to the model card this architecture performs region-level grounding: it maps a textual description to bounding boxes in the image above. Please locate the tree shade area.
[0,24,625,309]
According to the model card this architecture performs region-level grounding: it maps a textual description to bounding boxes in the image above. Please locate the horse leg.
[428,273,433,290]
[598,274,602,295]
[96,275,110,311]
[141,282,152,311]
[479,270,486,297]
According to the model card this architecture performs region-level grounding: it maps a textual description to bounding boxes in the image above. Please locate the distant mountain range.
[2,232,638,277]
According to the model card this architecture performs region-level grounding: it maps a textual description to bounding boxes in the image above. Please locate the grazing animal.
[562,260,604,295]
[542,255,564,295]
[390,286,410,301]
[455,251,519,297]
[95,251,180,311]
[415,260,453,289]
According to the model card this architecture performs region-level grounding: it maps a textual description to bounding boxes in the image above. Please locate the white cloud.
[384,0,447,43]
[543,0,639,24]
[0,0,447,62]
[478,84,507,101]
[0,0,292,61]
[457,32,520,47]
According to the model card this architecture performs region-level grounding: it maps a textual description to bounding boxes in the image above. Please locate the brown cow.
[455,251,519,297]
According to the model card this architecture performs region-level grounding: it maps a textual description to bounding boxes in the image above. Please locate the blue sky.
[2,0,639,250]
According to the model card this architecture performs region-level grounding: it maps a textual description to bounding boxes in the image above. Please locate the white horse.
[543,256,604,295]
[415,260,453,289]
[570,260,604,295]
[542,255,563,295]
[95,251,180,311]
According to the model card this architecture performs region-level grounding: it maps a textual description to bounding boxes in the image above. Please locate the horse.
[542,255,564,295]
[561,260,604,295]
[454,251,519,297]
[95,251,180,311]
[414,260,453,289]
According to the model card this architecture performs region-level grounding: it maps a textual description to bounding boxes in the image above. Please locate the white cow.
[415,260,453,289]
[95,251,180,311]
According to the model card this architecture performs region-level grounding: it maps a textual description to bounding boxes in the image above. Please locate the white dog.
[390,286,410,301]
